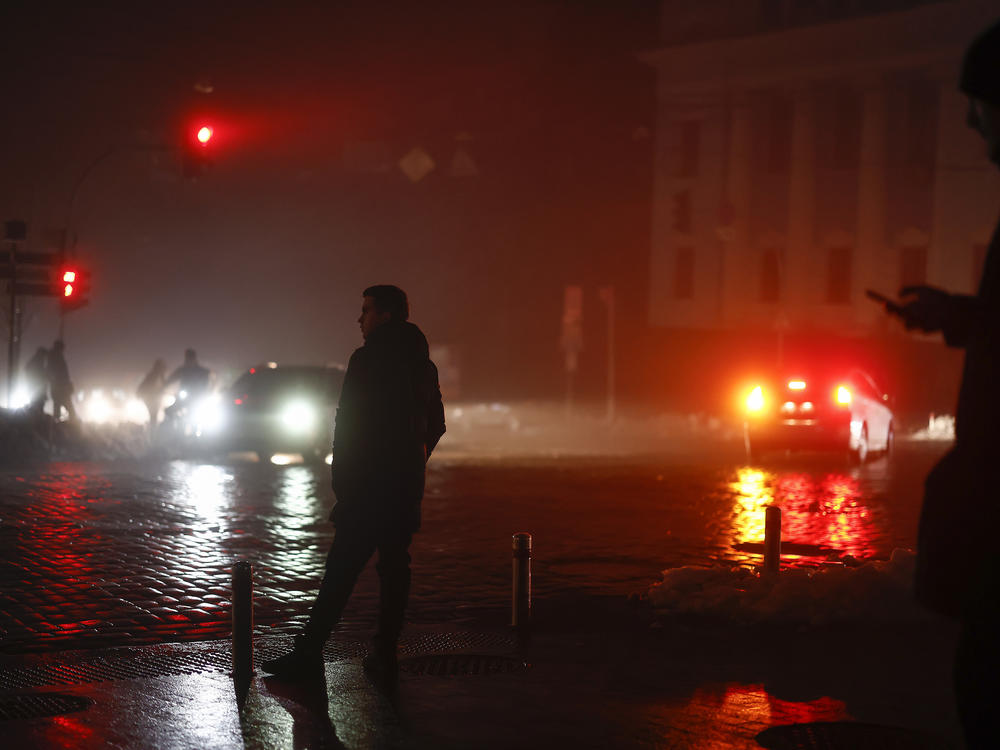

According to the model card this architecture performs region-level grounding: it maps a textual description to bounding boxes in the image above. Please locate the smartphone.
[865,289,904,316]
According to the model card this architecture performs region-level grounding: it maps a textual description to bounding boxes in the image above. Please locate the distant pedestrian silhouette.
[262,284,446,683]
[137,359,167,428]
[164,348,211,421]
[876,18,1000,750]
[46,340,76,422]
[23,347,48,417]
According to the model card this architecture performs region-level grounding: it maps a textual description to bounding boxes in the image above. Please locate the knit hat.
[960,18,1000,106]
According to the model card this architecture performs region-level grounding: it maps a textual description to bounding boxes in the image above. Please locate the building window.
[904,79,938,167]
[972,243,988,291]
[766,95,793,174]
[832,89,860,168]
[826,246,852,304]
[760,249,782,302]
[900,245,927,289]
[671,190,692,233]
[674,247,694,299]
[675,121,701,178]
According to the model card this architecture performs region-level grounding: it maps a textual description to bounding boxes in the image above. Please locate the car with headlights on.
[214,364,345,463]
[741,368,894,462]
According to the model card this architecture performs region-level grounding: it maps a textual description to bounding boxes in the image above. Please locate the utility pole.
[599,285,616,422]
[3,221,26,407]
[560,285,583,419]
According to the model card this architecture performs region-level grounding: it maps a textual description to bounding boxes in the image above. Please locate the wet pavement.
[0,438,946,654]
[0,614,962,748]
[0,435,965,747]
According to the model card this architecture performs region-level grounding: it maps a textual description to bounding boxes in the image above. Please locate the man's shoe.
[261,638,323,680]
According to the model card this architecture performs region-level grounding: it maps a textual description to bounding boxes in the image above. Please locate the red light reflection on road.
[731,468,879,562]
[645,683,848,747]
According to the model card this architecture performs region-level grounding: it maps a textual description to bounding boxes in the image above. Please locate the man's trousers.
[301,513,413,652]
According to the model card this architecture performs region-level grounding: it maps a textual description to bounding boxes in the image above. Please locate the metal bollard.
[511,533,532,629]
[232,560,254,681]
[763,506,781,575]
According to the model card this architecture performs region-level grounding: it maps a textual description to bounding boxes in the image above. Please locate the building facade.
[645,0,1000,337]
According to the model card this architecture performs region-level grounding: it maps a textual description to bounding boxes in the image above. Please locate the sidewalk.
[0,596,963,749]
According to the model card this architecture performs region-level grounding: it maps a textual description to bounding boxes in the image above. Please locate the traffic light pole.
[5,253,20,409]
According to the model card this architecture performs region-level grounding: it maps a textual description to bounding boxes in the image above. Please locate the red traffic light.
[182,121,216,177]
[58,267,90,310]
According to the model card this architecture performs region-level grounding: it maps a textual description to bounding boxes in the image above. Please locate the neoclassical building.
[645,0,1000,336]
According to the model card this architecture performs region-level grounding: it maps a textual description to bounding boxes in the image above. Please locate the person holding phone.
[872,19,1000,749]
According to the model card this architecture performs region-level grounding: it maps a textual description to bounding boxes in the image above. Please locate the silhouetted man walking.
[164,348,211,421]
[879,18,1000,749]
[263,284,445,681]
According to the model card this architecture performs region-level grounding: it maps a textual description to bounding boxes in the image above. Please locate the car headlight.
[85,392,113,424]
[281,400,317,433]
[193,395,225,433]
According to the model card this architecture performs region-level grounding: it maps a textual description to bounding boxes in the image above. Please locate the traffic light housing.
[181,121,215,177]
[58,266,91,311]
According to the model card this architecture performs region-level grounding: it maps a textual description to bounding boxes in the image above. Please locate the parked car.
[742,368,894,462]
[209,363,345,463]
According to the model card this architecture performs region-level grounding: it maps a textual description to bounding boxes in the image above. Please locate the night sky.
[0,1,657,397]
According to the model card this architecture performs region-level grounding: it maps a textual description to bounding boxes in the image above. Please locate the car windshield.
[231,368,343,400]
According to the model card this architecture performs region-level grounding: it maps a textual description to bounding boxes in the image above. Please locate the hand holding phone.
[866,289,904,316]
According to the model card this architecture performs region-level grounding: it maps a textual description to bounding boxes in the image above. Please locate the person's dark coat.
[330,319,445,533]
[916,219,1000,617]
[944,221,1000,454]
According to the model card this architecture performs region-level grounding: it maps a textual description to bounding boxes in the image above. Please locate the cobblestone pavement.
[0,440,947,655]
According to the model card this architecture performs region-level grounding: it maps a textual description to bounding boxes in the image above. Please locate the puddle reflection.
[168,462,234,527]
[730,462,889,563]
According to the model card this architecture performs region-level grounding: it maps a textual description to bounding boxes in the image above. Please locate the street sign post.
[560,285,583,416]
[2,230,82,407]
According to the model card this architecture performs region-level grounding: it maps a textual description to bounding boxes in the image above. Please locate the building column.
[930,73,985,293]
[720,95,753,326]
[856,80,889,329]
[785,86,816,322]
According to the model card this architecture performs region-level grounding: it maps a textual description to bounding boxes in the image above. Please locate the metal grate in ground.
[399,654,528,677]
[0,650,229,691]
[755,722,951,749]
[0,693,93,721]
[0,630,518,690]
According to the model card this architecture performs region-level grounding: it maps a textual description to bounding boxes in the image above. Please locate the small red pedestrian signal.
[62,269,77,297]
[58,267,90,311]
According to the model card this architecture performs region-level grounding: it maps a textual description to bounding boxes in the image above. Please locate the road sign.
[0,251,60,266]
[4,220,26,241]
[0,267,51,281]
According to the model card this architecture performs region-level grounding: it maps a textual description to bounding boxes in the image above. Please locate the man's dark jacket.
[330,320,445,533]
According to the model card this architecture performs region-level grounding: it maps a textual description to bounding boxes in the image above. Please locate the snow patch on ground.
[648,549,932,624]
[910,414,955,441]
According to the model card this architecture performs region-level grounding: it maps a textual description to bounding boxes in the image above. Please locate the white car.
[742,368,894,462]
